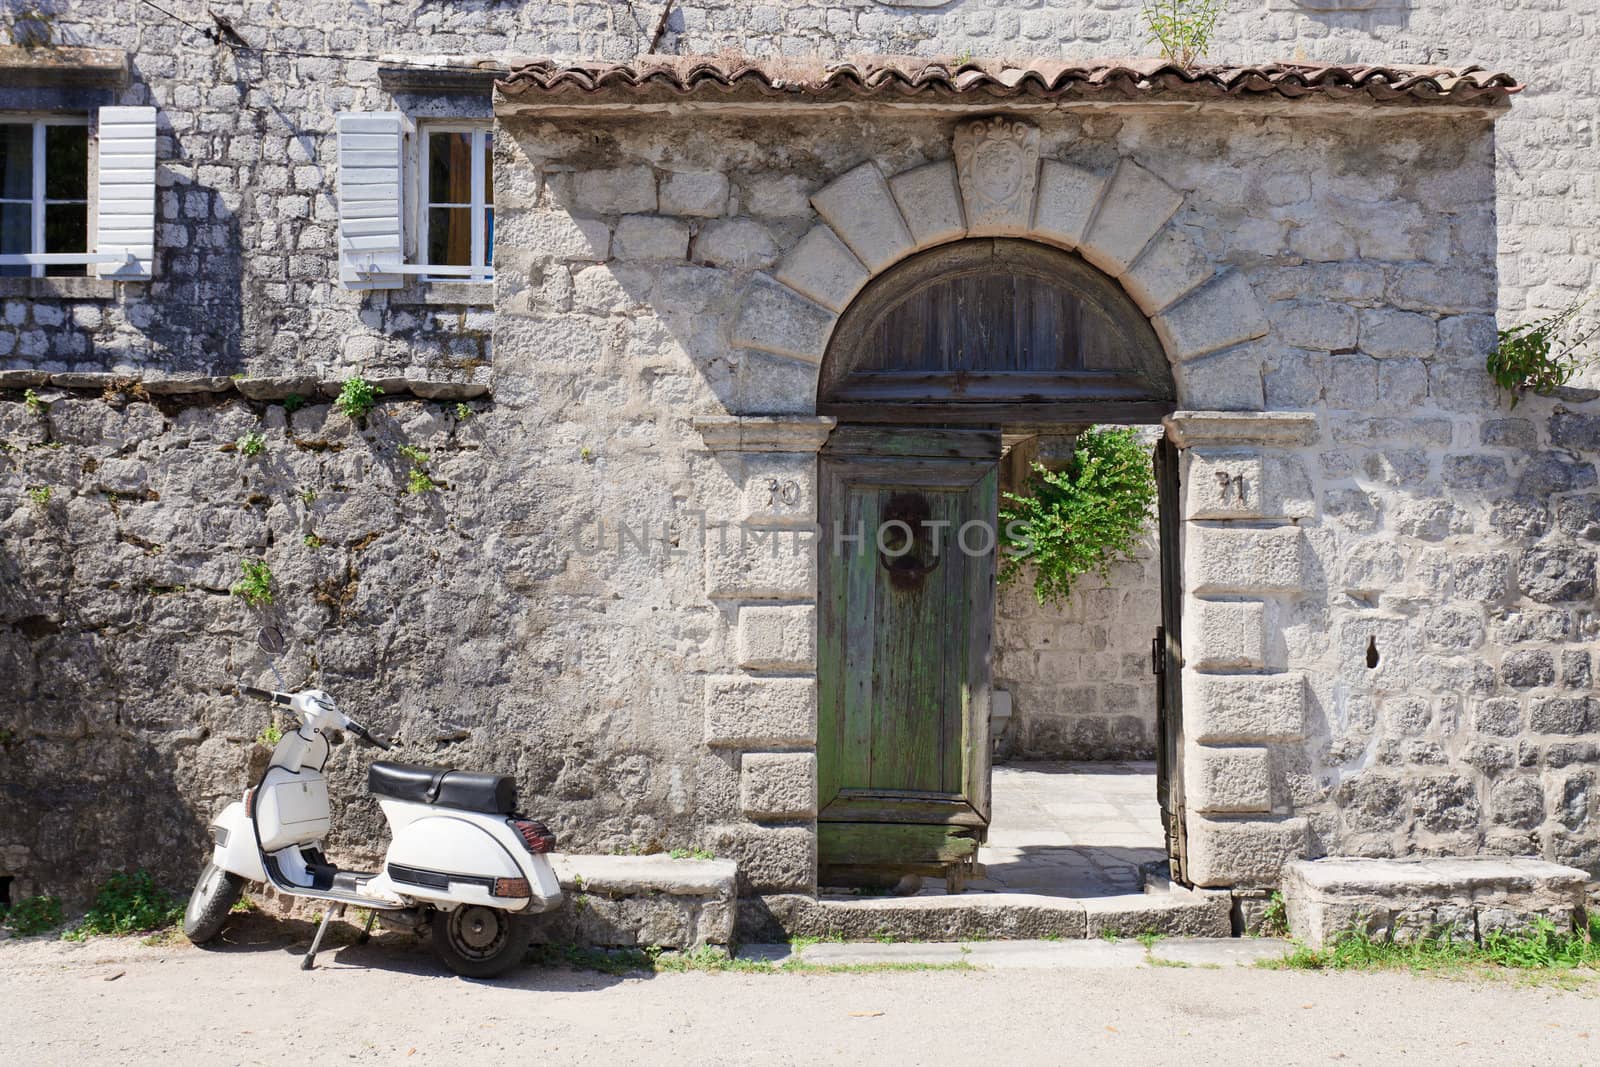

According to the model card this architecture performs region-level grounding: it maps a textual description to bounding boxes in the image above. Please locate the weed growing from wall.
[23,388,48,416]
[236,430,266,456]
[335,376,382,421]
[1140,0,1223,66]
[399,444,436,493]
[1487,295,1598,406]
[230,558,274,606]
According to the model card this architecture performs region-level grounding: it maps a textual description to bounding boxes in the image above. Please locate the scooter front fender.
[209,801,266,882]
[384,811,559,912]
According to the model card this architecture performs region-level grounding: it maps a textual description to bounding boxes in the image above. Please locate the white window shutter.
[95,106,156,280]
[337,112,407,290]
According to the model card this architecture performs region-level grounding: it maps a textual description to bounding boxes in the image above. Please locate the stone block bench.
[1284,857,1590,948]
[532,854,739,950]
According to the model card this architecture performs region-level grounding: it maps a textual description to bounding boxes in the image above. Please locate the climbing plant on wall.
[999,427,1158,607]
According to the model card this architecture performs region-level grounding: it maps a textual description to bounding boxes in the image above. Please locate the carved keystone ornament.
[953,116,1040,234]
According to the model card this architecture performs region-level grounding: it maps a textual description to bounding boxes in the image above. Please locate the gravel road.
[1,919,1594,1065]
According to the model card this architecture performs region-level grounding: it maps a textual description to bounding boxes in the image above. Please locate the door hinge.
[1152,626,1165,676]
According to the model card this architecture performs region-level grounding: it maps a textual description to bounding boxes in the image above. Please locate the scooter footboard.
[209,801,266,882]
[382,811,561,911]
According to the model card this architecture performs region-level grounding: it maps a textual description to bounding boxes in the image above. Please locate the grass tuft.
[64,870,183,941]
[1261,915,1600,978]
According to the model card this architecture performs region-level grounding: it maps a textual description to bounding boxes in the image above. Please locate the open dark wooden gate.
[815,238,1185,886]
[1153,435,1188,884]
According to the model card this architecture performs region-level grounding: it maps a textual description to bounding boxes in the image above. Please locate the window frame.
[0,113,95,279]
[415,121,492,284]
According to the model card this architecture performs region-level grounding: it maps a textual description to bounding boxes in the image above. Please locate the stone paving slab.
[740,938,1294,969]
[913,761,1165,899]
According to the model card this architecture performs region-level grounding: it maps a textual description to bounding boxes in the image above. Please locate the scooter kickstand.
[356,908,377,945]
[301,903,345,971]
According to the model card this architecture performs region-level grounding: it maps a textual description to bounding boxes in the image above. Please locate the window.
[0,116,90,278]
[419,125,492,282]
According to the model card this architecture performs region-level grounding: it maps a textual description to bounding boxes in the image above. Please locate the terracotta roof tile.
[498,55,1521,108]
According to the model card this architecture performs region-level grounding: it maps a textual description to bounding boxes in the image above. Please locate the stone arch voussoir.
[729,120,1272,412]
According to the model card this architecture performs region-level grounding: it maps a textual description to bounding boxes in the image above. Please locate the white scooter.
[184,626,562,978]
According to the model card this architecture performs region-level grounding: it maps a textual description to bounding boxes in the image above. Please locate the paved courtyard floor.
[917,760,1165,897]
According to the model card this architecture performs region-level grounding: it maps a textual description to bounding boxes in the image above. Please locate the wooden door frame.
[812,416,1188,887]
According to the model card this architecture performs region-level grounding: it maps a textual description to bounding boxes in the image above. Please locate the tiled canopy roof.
[498,56,1521,108]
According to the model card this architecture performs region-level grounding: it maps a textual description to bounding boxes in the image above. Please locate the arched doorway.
[814,238,1187,889]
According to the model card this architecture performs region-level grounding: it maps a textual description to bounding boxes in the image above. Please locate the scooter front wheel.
[430,905,535,979]
[183,860,245,944]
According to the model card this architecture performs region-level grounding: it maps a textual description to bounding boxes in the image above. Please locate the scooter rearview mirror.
[257,626,287,655]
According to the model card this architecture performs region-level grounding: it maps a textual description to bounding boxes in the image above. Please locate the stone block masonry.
[993,531,1162,761]
[1283,857,1590,949]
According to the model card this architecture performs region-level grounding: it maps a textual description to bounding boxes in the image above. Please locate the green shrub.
[334,376,382,421]
[26,485,51,507]
[23,387,48,416]
[236,430,266,457]
[999,427,1158,606]
[230,558,274,606]
[282,393,306,414]
[454,402,472,420]
[3,894,64,936]
[65,870,182,940]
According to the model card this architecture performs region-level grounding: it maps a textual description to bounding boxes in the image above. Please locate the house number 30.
[766,478,801,506]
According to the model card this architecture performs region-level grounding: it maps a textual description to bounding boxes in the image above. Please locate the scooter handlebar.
[347,720,393,751]
[239,684,293,707]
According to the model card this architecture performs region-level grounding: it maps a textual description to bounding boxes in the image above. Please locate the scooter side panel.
[209,801,266,882]
[383,812,553,912]
[377,798,562,908]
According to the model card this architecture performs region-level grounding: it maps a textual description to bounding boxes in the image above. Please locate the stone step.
[742,879,1232,942]
[534,853,739,949]
[1283,856,1592,948]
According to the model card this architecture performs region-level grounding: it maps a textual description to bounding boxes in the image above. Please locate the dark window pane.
[44,125,88,200]
[427,206,472,266]
[44,202,86,275]
[483,133,493,204]
[427,132,473,205]
[0,125,32,200]
[0,201,30,276]
[483,207,493,261]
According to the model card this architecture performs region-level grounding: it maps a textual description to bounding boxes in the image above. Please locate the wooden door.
[817,426,1000,882]
[1153,435,1189,883]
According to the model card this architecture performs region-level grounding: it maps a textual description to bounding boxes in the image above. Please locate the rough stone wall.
[993,534,1161,762]
[4,1,1600,900]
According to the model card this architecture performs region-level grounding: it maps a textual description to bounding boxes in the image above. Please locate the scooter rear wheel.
[430,905,535,979]
[183,860,245,944]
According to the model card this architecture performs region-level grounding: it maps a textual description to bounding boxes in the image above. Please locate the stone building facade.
[2,2,1598,913]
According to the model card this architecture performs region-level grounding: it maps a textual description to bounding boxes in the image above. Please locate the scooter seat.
[368,760,518,815]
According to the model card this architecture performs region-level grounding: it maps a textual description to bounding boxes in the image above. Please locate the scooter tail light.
[493,877,531,899]
[508,818,556,855]
[244,788,256,818]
